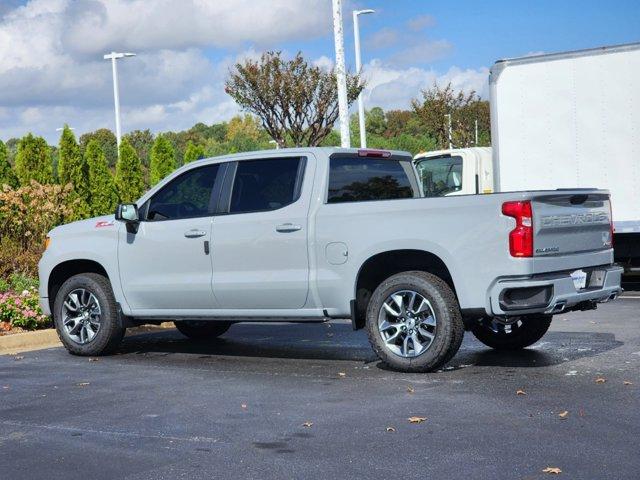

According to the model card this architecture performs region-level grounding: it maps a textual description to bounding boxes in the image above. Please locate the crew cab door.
[118,164,223,312]
[211,155,311,309]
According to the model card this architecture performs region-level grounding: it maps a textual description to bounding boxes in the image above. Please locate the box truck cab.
[414,147,493,197]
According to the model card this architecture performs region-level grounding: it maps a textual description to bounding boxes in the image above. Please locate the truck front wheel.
[471,315,552,350]
[174,321,232,340]
[366,271,464,373]
[53,273,125,356]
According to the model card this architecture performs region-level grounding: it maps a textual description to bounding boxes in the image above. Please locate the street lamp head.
[355,9,375,16]
[103,51,137,60]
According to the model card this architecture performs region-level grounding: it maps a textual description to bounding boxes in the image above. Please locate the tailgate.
[532,191,613,256]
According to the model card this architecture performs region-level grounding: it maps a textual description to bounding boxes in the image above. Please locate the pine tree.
[86,140,119,216]
[57,125,90,217]
[0,140,18,188]
[149,135,176,185]
[115,138,145,203]
[14,133,54,185]
[183,141,205,164]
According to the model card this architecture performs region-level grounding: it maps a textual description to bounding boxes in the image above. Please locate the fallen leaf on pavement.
[542,467,562,474]
[558,411,569,419]
[386,427,396,432]
[516,389,527,395]
[624,381,633,386]
[76,382,90,387]
[302,421,313,428]
[407,385,415,394]
[595,377,606,384]
[407,416,427,424]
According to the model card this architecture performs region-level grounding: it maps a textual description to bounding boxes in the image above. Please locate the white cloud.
[407,14,436,32]
[0,0,486,144]
[389,39,453,66]
[313,55,334,71]
[361,59,489,111]
[366,28,399,49]
[0,0,332,142]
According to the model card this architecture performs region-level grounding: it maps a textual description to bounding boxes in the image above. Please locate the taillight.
[502,201,533,257]
[609,198,614,248]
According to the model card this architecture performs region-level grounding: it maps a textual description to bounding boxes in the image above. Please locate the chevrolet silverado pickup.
[38,148,623,372]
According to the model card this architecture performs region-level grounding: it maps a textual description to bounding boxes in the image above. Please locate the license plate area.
[570,268,606,291]
[570,269,587,290]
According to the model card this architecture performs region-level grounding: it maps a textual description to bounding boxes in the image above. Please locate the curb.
[0,322,176,356]
[0,329,61,355]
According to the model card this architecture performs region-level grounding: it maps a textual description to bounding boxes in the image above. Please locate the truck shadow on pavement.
[116,322,623,371]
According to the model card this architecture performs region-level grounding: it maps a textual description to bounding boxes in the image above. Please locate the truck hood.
[49,215,116,238]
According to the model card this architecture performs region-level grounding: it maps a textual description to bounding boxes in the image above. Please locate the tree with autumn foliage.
[225,51,364,148]
[412,83,490,150]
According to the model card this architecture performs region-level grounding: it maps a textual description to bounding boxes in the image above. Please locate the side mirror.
[115,204,140,233]
[115,203,139,222]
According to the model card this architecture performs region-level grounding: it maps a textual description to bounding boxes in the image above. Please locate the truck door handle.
[276,223,302,233]
[184,229,207,238]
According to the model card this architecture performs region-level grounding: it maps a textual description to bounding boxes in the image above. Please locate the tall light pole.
[353,8,375,148]
[445,113,453,149]
[332,0,350,148]
[103,51,136,151]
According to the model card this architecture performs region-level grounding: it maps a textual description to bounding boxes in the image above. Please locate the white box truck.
[414,42,640,270]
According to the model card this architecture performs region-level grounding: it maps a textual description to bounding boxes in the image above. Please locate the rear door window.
[327,157,416,203]
[229,158,303,213]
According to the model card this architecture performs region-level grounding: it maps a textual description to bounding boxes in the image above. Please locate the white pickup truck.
[38,148,623,372]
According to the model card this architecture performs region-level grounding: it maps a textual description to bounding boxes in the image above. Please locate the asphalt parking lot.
[1,297,638,480]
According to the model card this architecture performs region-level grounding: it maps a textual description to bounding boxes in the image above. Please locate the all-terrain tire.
[53,273,125,356]
[471,314,552,350]
[174,321,232,340]
[366,271,464,373]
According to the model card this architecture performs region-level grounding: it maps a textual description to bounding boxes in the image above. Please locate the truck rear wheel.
[366,271,464,373]
[471,314,552,350]
[53,273,125,356]
[174,321,232,340]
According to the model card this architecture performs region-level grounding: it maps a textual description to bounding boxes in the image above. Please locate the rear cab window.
[327,154,418,203]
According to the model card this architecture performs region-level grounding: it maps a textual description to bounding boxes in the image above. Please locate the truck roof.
[490,42,640,84]
[190,146,414,166]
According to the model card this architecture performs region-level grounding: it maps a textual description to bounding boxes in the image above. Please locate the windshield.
[415,156,463,197]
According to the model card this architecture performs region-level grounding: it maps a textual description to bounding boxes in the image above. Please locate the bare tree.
[225,51,364,148]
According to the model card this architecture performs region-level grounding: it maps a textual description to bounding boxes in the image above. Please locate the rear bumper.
[488,264,623,317]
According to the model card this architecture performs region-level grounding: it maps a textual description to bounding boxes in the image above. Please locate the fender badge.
[95,221,115,228]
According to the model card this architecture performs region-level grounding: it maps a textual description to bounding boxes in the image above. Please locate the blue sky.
[275,0,640,71]
[0,0,638,142]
